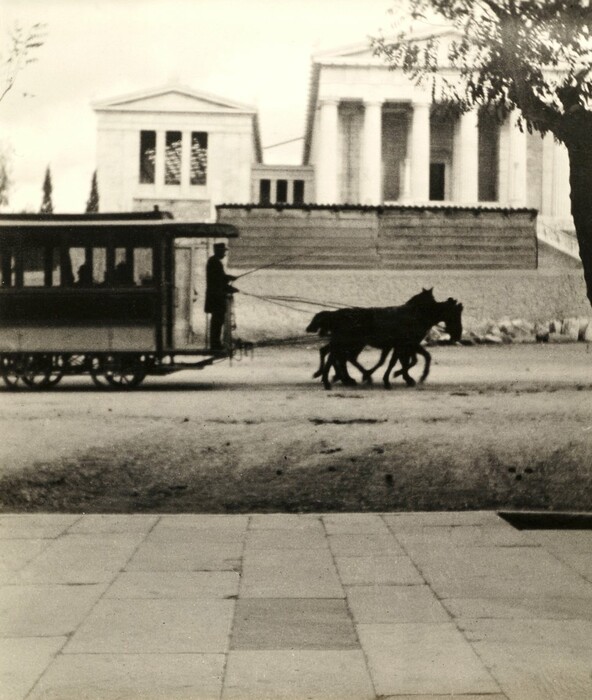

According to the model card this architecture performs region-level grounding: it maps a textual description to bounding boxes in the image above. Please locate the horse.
[320,296,463,390]
[307,288,435,386]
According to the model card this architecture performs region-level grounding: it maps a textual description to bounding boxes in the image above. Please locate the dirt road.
[1,343,591,512]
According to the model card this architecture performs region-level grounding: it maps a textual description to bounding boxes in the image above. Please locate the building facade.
[304,34,573,230]
[93,86,262,221]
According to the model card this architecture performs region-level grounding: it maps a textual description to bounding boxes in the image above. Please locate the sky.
[0,0,396,212]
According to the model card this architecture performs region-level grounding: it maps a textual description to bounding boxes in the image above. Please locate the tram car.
[0,211,239,389]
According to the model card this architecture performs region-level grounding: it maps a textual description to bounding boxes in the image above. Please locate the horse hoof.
[405,381,417,388]
[383,382,392,390]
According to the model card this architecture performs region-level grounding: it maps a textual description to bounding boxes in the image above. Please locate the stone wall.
[230,269,590,342]
[216,204,588,342]
[218,204,538,270]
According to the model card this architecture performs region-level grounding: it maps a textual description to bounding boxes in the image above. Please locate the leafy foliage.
[0,22,46,103]
[373,0,592,308]
[372,0,592,141]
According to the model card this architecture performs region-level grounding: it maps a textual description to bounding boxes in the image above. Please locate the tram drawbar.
[0,211,239,389]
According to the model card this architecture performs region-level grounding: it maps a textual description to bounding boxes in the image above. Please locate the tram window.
[69,248,87,286]
[23,247,45,287]
[165,131,182,185]
[1,250,14,287]
[92,248,107,285]
[112,248,133,285]
[140,130,156,184]
[134,248,153,286]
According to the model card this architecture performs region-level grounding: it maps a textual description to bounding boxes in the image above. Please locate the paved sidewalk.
[1,511,592,699]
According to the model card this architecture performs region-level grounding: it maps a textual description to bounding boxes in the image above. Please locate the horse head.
[442,298,464,343]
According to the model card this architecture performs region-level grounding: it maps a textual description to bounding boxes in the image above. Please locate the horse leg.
[398,351,416,387]
[313,343,330,379]
[321,349,334,390]
[382,350,400,389]
[417,346,432,383]
[363,347,390,383]
[337,353,357,386]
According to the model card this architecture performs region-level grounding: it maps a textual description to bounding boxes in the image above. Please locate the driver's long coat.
[204,255,233,314]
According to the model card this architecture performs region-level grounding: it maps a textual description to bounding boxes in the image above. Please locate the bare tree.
[373,0,592,306]
[1,22,46,104]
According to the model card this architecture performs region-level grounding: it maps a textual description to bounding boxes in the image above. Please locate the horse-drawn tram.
[0,211,239,389]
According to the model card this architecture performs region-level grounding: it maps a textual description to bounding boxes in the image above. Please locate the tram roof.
[0,212,239,240]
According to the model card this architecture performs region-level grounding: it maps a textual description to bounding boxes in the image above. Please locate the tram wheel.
[0,355,23,389]
[90,355,146,390]
[21,354,64,389]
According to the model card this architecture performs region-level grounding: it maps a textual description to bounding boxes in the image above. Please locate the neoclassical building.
[299,33,574,247]
[93,31,578,259]
[93,86,262,221]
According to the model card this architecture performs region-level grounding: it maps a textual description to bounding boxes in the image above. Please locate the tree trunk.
[566,127,592,309]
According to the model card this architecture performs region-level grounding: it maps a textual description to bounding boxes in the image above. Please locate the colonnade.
[314,98,529,207]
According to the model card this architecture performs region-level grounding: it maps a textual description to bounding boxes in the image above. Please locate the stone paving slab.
[334,554,423,585]
[474,641,592,700]
[222,650,375,700]
[0,583,107,637]
[14,533,145,584]
[27,653,225,700]
[346,584,450,624]
[2,511,592,700]
[64,598,235,654]
[105,571,240,599]
[0,637,66,700]
[357,622,501,696]
[231,598,358,650]
[0,514,79,539]
[240,548,343,598]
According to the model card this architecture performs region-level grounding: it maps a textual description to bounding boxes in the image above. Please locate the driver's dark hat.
[213,242,228,252]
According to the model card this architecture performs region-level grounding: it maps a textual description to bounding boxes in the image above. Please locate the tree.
[85,170,99,213]
[1,22,46,104]
[373,1,592,307]
[40,166,53,214]
[0,144,11,208]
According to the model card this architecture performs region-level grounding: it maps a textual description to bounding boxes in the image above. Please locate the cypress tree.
[40,166,53,213]
[85,170,99,213]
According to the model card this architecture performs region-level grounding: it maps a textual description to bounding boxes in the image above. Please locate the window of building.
[429,163,446,201]
[259,179,271,204]
[140,130,156,184]
[190,132,208,185]
[165,131,182,185]
[276,179,288,203]
[293,180,305,204]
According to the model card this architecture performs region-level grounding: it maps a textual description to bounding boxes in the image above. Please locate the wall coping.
[218,203,538,216]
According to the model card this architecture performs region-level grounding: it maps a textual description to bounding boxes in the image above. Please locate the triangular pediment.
[93,86,256,114]
[314,26,460,66]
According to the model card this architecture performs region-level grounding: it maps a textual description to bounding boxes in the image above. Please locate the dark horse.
[307,288,436,387]
[316,295,463,390]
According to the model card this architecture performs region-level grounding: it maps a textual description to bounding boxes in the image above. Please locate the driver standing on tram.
[205,242,238,352]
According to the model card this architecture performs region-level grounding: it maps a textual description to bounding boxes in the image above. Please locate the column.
[453,110,479,202]
[508,111,527,207]
[409,101,430,202]
[155,130,165,188]
[360,99,383,205]
[315,98,339,204]
[181,130,191,191]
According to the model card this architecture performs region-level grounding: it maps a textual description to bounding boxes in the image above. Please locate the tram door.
[173,241,209,349]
